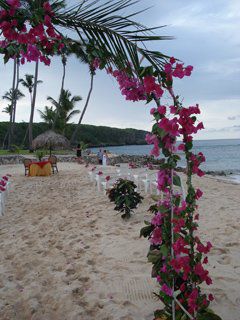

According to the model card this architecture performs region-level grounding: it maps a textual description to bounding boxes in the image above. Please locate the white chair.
[88,171,95,182]
[101,180,114,194]
[133,174,139,190]
[141,178,150,193]
[150,173,160,195]
[0,191,6,216]
[95,174,103,192]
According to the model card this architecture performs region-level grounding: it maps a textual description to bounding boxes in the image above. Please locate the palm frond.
[53,0,173,74]
[66,109,80,122]
[47,96,59,109]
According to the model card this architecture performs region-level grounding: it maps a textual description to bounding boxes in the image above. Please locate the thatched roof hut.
[32,130,70,152]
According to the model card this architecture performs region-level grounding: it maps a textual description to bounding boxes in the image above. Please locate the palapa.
[32,130,70,154]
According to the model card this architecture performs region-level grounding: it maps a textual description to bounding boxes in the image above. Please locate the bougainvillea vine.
[106,60,222,319]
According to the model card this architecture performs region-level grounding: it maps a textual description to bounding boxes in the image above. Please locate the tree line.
[0,122,148,149]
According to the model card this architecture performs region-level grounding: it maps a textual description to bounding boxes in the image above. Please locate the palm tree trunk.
[70,72,94,144]
[28,60,39,151]
[22,126,29,147]
[7,58,17,149]
[53,55,66,130]
[60,57,66,95]
[12,57,20,124]
[11,57,20,143]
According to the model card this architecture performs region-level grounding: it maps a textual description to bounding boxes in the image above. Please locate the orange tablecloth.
[29,161,52,176]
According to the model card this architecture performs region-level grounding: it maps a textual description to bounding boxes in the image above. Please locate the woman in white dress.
[102,150,109,166]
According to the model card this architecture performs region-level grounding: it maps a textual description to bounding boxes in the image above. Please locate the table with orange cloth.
[28,161,52,177]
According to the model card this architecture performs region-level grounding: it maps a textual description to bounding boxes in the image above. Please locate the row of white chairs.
[0,176,11,216]
[88,166,186,199]
[88,167,160,195]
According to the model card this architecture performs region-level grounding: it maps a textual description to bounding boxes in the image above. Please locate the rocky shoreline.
[0,153,162,167]
[0,154,239,177]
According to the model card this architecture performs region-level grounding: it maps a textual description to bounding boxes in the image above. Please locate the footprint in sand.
[211,247,229,255]
[217,255,231,265]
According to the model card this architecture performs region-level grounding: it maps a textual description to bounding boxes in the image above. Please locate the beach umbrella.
[32,130,70,155]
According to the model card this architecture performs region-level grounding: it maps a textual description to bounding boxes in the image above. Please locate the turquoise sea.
[91,139,240,181]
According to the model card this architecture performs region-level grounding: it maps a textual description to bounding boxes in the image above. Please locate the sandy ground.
[0,162,239,320]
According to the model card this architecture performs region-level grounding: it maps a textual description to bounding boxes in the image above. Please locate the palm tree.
[38,106,56,128]
[2,88,25,148]
[2,104,12,117]
[5,58,17,149]
[20,68,43,150]
[2,89,25,105]
[47,89,81,134]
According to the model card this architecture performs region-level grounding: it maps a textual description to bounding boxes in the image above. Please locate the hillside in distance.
[0,122,149,148]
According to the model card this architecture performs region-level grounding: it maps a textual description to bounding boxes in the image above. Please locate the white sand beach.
[0,163,239,320]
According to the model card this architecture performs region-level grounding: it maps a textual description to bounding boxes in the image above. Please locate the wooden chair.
[48,155,58,174]
[23,158,32,176]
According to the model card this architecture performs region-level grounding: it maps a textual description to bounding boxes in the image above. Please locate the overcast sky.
[0,0,239,140]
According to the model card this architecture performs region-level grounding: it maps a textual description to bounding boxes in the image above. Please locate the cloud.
[228,115,240,120]
[207,125,240,132]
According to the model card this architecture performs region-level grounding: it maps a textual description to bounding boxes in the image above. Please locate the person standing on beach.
[102,150,109,166]
[97,148,103,165]
[76,144,82,164]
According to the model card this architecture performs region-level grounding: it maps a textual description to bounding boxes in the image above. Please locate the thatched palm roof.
[32,130,70,149]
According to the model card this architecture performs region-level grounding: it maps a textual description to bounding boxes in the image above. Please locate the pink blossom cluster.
[109,69,145,101]
[0,175,10,192]
[164,57,193,81]
[0,0,63,64]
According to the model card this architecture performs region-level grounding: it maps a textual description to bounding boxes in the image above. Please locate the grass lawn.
[0,149,75,156]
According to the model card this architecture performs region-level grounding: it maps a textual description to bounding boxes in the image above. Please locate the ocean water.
[91,139,240,175]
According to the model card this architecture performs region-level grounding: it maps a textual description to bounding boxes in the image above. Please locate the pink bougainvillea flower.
[195,188,203,199]
[7,0,20,8]
[157,105,166,115]
[151,212,163,226]
[105,175,110,181]
[150,107,156,115]
[161,284,173,297]
[169,57,176,64]
[208,294,214,301]
[150,227,162,245]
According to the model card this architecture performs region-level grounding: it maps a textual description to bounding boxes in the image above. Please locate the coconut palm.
[4,58,17,149]
[47,89,81,134]
[2,88,25,105]
[2,88,25,148]
[2,104,12,116]
[20,67,43,150]
[38,106,56,129]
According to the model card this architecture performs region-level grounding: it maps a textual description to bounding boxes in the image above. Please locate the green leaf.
[185,141,193,150]
[173,175,181,187]
[140,225,153,238]
[197,313,223,320]
[147,249,161,263]
[160,244,169,256]
[151,195,161,202]
[144,220,151,225]
[159,128,167,139]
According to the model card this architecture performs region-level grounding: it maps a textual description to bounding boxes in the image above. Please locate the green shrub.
[35,150,45,161]
[107,178,143,219]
